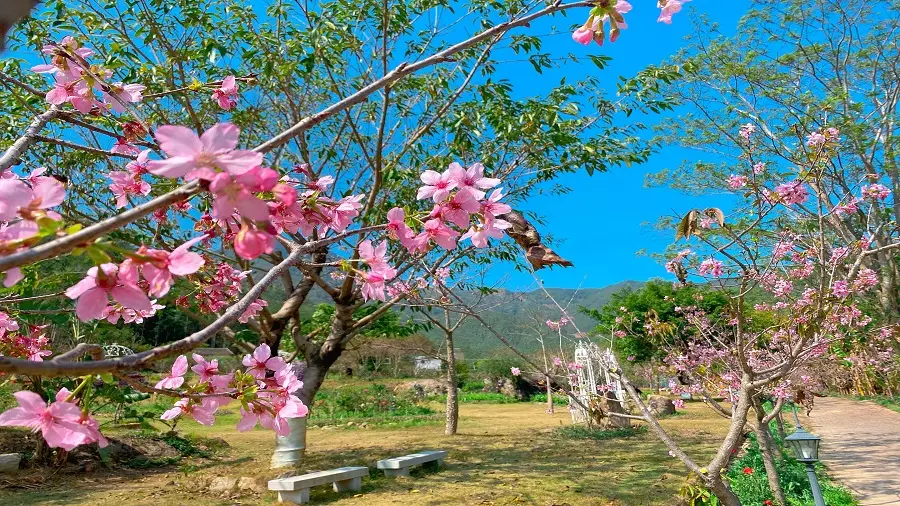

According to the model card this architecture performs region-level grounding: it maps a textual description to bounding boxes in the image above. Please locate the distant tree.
[582,280,730,363]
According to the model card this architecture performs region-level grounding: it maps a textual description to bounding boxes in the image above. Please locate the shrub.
[311,383,434,420]
[530,393,569,405]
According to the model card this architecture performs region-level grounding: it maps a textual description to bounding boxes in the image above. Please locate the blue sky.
[486,1,751,291]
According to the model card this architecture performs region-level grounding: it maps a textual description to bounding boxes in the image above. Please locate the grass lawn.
[0,401,731,505]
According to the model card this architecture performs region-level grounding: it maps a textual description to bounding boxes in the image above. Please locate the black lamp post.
[785,405,826,506]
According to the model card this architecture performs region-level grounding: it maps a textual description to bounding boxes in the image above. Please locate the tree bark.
[753,397,787,505]
[445,331,459,435]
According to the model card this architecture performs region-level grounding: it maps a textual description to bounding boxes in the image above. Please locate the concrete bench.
[376,450,447,477]
[268,466,367,503]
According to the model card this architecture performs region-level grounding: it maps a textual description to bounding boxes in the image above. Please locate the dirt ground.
[0,402,731,505]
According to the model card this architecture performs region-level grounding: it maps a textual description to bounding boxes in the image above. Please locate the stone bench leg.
[424,459,443,470]
[277,488,310,504]
[333,476,362,492]
[383,467,410,477]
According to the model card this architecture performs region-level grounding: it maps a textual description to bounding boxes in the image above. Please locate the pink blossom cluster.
[697,258,724,278]
[211,76,239,110]
[33,37,145,116]
[739,123,756,140]
[0,171,67,286]
[107,151,152,208]
[155,344,308,436]
[193,262,249,314]
[546,317,569,330]
[0,388,107,450]
[726,174,748,189]
[861,183,891,201]
[65,236,205,322]
[773,180,809,205]
[0,317,51,362]
[572,0,686,46]
[806,127,840,148]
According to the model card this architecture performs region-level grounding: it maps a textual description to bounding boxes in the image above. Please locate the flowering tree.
[0,0,690,467]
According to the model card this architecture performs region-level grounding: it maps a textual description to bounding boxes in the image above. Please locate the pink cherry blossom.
[774,181,809,205]
[239,298,268,323]
[0,179,34,221]
[657,0,688,24]
[146,123,263,180]
[861,184,891,201]
[572,26,593,45]
[102,82,146,112]
[510,367,521,376]
[727,174,748,189]
[212,75,239,110]
[359,240,396,277]
[242,343,287,379]
[806,131,827,147]
[415,218,459,251]
[161,398,217,426]
[108,152,152,208]
[386,207,415,243]
[462,216,510,248]
[438,190,481,228]
[739,123,756,140]
[234,223,275,260]
[482,188,512,219]
[209,171,271,221]
[191,354,220,383]
[697,258,724,278]
[448,162,500,199]
[417,169,457,202]
[0,390,88,450]
[110,137,140,155]
[65,263,152,321]
[155,355,188,389]
[137,235,207,297]
[360,271,389,302]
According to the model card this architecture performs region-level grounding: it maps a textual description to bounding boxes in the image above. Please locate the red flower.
[764,500,773,506]
[743,467,754,475]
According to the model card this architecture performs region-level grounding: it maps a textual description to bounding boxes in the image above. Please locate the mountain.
[262,275,644,360]
[423,281,644,359]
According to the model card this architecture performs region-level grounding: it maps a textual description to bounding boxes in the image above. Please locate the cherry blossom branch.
[253,0,591,153]
[0,106,60,172]
[33,134,138,159]
[0,245,303,376]
[0,181,203,273]
[142,73,258,99]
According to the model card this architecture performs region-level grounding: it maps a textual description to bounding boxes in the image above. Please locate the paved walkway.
[805,397,900,505]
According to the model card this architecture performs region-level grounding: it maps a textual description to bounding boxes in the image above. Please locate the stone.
[647,395,676,416]
[208,476,238,494]
[237,476,266,493]
[0,453,21,473]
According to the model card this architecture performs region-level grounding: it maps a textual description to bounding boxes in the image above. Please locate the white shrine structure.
[568,342,626,424]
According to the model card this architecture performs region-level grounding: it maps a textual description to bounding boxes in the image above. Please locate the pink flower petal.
[155,125,202,157]
[111,284,152,312]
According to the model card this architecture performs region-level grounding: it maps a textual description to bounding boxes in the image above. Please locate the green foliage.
[473,356,525,378]
[554,425,647,441]
[529,393,569,404]
[433,392,520,404]
[309,383,434,421]
[725,432,857,506]
[582,280,730,363]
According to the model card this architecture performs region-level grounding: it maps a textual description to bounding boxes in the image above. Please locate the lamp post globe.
[785,426,821,463]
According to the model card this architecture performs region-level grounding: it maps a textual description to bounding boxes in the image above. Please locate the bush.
[530,393,569,405]
[432,392,520,404]
[461,380,487,392]
[311,383,434,420]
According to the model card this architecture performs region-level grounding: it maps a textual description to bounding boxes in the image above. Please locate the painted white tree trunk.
[271,417,307,468]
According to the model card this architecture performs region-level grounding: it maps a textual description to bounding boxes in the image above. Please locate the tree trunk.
[545,376,554,414]
[753,398,787,505]
[270,307,347,469]
[445,332,459,435]
[707,477,743,506]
